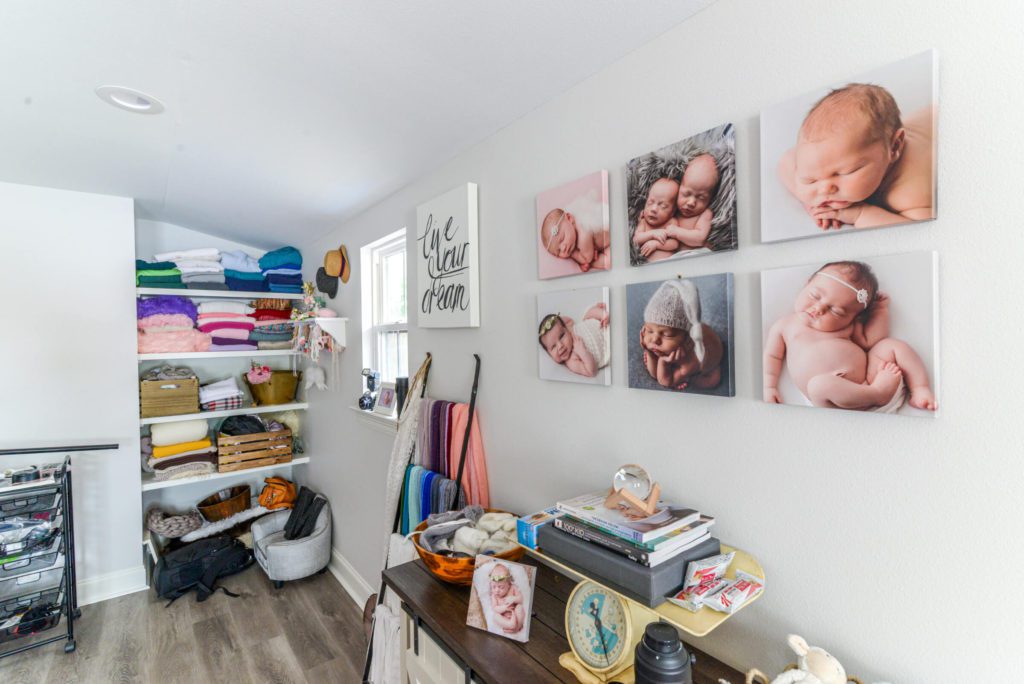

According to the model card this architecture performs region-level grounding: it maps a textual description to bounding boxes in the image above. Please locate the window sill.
[349,406,398,434]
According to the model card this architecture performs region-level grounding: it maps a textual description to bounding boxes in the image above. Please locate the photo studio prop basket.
[410,509,525,586]
[197,485,251,522]
[216,428,293,473]
[139,377,199,417]
[243,371,301,406]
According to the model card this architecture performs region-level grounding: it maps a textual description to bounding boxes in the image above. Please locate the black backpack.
[153,534,253,603]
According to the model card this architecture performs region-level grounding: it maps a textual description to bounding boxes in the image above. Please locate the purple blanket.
[136,296,197,321]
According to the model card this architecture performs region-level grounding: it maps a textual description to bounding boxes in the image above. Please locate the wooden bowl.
[411,509,524,586]
[197,485,250,522]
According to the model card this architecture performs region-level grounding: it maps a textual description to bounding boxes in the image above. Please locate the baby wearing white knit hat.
[640,279,723,391]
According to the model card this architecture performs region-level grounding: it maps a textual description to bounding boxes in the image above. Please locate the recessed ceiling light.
[95,85,165,115]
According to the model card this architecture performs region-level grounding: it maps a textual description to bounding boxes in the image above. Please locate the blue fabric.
[225,276,268,292]
[224,269,265,280]
[401,465,414,535]
[420,471,436,524]
[267,273,303,286]
[259,246,302,271]
[220,250,261,273]
[267,284,303,293]
[262,266,302,276]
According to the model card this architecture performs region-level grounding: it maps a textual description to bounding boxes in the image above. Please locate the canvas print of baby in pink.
[536,170,611,279]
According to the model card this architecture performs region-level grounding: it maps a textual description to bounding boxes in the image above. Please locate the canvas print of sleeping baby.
[466,555,536,643]
[626,123,737,266]
[537,286,610,386]
[626,275,735,397]
[761,252,939,417]
[536,170,610,279]
[760,50,937,243]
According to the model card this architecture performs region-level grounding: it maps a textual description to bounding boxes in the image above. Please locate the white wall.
[0,181,145,604]
[301,1,1024,680]
[135,218,266,261]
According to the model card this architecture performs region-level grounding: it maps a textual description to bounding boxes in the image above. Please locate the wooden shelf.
[524,543,764,638]
[138,349,297,361]
[140,402,308,426]
[136,287,302,300]
[141,456,310,492]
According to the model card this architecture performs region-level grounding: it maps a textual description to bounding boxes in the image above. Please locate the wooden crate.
[216,429,293,473]
[140,377,199,417]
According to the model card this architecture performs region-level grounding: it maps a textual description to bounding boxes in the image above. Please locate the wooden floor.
[0,565,367,683]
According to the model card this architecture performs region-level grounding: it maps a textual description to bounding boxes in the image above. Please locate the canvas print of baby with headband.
[761,251,939,417]
[536,171,611,279]
[537,286,610,386]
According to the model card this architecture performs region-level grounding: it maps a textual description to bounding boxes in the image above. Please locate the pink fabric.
[201,327,250,340]
[448,404,489,508]
[197,321,254,333]
[137,313,195,331]
[197,312,253,321]
[137,329,211,353]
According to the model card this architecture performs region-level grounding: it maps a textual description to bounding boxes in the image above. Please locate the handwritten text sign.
[415,183,479,327]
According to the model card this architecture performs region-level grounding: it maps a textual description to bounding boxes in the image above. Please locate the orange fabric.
[448,404,489,508]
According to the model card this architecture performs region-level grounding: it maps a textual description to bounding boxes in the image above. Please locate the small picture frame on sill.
[373,382,398,417]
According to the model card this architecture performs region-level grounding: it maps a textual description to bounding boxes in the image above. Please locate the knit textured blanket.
[137,296,198,321]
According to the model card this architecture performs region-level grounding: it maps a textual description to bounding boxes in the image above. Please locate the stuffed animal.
[746,635,865,684]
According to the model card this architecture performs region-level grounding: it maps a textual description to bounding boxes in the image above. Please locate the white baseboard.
[77,564,148,606]
[328,546,375,607]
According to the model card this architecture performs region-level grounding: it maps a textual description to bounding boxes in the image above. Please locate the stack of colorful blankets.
[137,296,211,354]
[199,377,245,412]
[195,300,257,352]
[222,250,266,292]
[136,259,183,288]
[154,248,226,290]
[250,297,296,349]
[259,246,303,294]
[141,419,217,482]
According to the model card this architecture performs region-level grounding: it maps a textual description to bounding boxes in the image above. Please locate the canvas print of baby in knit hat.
[627,275,735,397]
[537,286,611,386]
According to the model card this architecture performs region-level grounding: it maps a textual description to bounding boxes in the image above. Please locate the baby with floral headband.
[539,189,611,272]
[488,563,525,635]
[539,302,609,378]
[763,260,937,411]
[640,279,723,391]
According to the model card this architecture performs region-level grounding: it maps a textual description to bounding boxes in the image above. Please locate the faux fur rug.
[180,505,271,542]
[627,122,737,264]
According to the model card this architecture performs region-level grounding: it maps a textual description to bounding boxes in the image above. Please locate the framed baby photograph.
[760,49,938,243]
[373,382,397,416]
[626,274,735,397]
[536,170,610,279]
[537,286,610,386]
[760,251,939,417]
[626,123,737,267]
[466,555,536,643]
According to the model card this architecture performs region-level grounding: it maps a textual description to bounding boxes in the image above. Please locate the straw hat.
[323,244,352,284]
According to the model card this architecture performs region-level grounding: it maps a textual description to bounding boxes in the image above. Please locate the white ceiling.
[0,0,712,247]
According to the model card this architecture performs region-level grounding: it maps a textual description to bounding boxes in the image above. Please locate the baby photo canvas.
[537,286,610,386]
[761,251,939,417]
[626,123,737,266]
[626,274,735,397]
[466,555,536,643]
[536,170,610,279]
[761,50,937,243]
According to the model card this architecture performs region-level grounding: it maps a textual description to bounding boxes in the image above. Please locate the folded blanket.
[181,273,227,283]
[197,315,256,326]
[198,321,254,334]
[262,267,302,276]
[205,328,252,341]
[137,272,183,285]
[259,246,302,271]
[150,419,209,447]
[226,276,268,292]
[257,340,295,350]
[266,273,303,286]
[201,396,245,412]
[224,269,266,281]
[136,259,177,270]
[173,259,225,271]
[248,330,294,342]
[220,250,262,273]
[211,336,258,347]
[153,461,218,482]
[268,284,303,294]
[252,298,293,311]
[138,313,195,332]
[152,437,213,459]
[199,377,243,401]
[138,281,187,289]
[197,301,254,316]
[253,321,294,333]
[137,296,198,321]
[136,268,181,278]
[137,329,211,353]
[155,248,220,262]
[187,282,229,290]
[253,308,293,320]
[211,343,263,351]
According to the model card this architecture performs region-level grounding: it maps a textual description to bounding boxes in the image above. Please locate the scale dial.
[565,580,632,674]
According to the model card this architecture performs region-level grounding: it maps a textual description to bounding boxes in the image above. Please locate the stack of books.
[536,491,720,607]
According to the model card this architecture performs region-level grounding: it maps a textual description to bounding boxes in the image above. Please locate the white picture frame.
[415,182,480,328]
[373,382,398,416]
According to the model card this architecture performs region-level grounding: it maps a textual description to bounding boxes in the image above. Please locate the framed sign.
[415,183,480,328]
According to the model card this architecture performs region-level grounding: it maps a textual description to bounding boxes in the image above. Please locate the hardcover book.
[555,491,700,544]
[554,515,714,566]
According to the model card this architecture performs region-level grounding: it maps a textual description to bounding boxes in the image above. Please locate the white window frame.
[361,228,408,383]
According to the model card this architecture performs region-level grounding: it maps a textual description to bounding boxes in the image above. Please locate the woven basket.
[410,509,524,586]
[197,485,250,522]
[244,371,300,406]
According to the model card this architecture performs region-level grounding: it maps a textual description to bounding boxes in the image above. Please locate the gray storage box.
[538,524,720,608]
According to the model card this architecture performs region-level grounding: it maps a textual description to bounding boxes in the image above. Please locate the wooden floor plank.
[243,633,307,684]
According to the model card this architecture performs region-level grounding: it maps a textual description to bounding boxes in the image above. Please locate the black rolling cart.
[0,445,94,658]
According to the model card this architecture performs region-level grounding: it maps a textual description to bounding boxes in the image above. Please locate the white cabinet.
[401,610,483,684]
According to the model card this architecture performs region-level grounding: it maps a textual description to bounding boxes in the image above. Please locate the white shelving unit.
[136,287,303,300]
[139,349,298,361]
[140,401,309,426]
[141,456,310,492]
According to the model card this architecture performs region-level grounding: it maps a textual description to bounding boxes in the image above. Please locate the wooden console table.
[382,558,744,684]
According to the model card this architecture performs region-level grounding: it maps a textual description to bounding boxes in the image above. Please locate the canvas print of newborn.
[466,555,536,643]
[761,251,939,417]
[626,274,735,397]
[761,50,937,243]
[536,170,610,279]
[537,286,611,386]
[626,123,737,266]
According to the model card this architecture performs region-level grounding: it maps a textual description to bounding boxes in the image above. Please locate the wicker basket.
[410,509,524,586]
[197,485,250,522]
[244,371,300,406]
[216,429,293,473]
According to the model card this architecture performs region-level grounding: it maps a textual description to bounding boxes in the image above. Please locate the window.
[362,229,408,383]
